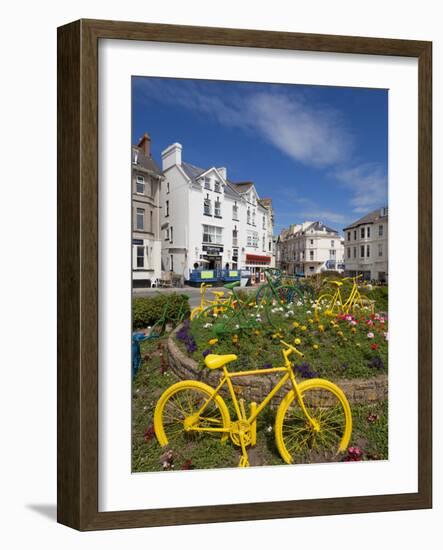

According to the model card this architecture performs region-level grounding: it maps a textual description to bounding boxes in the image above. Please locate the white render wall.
[160,162,190,277]
[277,223,344,276]
[344,219,389,281]
[160,143,274,278]
[132,239,162,281]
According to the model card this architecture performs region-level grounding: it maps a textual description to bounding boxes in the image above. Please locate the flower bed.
[176,297,388,381]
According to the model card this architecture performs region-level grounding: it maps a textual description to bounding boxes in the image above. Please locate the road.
[132,285,254,308]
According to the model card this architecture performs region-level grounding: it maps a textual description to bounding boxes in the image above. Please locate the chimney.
[217,167,227,180]
[137,133,151,156]
[161,143,182,170]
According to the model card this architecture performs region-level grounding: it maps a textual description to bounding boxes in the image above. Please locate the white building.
[131,133,163,287]
[159,142,275,282]
[343,207,388,282]
[277,221,344,276]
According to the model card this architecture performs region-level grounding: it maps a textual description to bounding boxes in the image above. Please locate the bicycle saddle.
[205,353,238,369]
[329,281,343,287]
[211,290,225,297]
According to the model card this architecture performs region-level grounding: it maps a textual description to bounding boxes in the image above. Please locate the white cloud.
[136,80,351,168]
[334,163,387,213]
[247,93,350,167]
[136,79,387,221]
[300,210,348,225]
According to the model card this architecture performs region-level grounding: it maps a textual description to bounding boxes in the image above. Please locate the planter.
[168,325,388,406]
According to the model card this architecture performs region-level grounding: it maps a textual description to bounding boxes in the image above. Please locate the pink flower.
[345,446,363,462]
[367,319,374,326]
[367,332,375,339]
[350,320,357,326]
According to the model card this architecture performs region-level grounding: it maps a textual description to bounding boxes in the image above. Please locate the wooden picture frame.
[57,19,432,530]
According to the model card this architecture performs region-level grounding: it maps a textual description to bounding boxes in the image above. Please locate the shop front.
[201,245,223,270]
[245,253,271,284]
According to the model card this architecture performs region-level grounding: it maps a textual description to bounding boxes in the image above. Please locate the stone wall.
[167,325,388,406]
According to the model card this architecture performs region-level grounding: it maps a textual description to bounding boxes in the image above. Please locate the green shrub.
[133,293,190,328]
[366,285,388,313]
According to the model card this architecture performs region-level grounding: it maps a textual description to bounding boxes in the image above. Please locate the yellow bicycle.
[154,340,352,467]
[314,274,375,320]
[190,283,231,320]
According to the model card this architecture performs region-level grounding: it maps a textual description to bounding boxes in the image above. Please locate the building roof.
[181,161,242,199]
[181,161,206,181]
[278,220,340,241]
[132,145,162,176]
[304,221,339,234]
[343,207,388,231]
[231,181,254,193]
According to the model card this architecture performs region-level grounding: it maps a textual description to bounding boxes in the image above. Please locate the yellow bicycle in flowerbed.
[154,340,352,467]
[314,274,375,321]
[190,282,237,320]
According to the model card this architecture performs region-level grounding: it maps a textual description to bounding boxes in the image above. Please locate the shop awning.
[246,254,271,264]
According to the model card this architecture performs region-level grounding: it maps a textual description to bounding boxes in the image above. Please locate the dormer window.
[204,177,211,190]
[214,180,221,193]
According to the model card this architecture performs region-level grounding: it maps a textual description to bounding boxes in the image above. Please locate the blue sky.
[132,77,388,234]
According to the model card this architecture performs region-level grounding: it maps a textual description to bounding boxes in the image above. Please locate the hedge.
[133,292,190,329]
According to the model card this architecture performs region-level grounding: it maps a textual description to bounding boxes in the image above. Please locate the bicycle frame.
[190,347,316,433]
[321,275,365,315]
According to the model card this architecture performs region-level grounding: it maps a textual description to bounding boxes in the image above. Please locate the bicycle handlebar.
[280,340,304,358]
[342,274,363,281]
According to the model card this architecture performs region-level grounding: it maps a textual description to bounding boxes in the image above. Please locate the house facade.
[343,207,388,282]
[277,221,344,276]
[159,142,275,282]
[131,133,163,287]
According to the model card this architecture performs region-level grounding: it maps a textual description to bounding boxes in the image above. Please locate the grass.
[132,334,388,473]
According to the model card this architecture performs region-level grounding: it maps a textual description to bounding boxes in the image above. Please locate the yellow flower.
[318,324,325,332]
[292,321,300,328]
[351,327,356,334]
[337,331,344,337]
[308,319,314,324]
[312,344,319,350]
[294,338,301,345]
[301,325,307,331]
[208,338,218,345]
[254,330,261,336]
[232,335,239,343]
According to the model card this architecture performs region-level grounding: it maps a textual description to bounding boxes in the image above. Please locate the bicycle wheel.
[255,284,272,306]
[275,379,352,464]
[154,380,231,448]
[314,293,335,319]
[297,283,315,305]
[190,306,203,320]
[201,303,236,320]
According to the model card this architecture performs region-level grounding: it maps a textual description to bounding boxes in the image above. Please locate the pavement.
[132,284,253,308]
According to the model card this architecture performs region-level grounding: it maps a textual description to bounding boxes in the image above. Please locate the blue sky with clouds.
[132,77,388,234]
